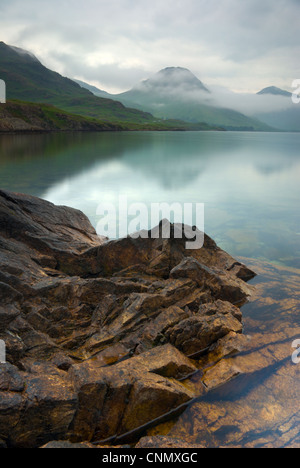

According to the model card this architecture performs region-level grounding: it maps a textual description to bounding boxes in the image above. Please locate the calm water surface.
[0,131,299,446]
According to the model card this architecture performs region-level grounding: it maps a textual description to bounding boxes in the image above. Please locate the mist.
[206,85,294,115]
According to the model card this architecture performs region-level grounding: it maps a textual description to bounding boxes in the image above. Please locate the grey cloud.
[0,0,299,92]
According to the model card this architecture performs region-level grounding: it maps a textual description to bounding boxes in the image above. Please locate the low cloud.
[0,0,299,93]
[207,86,294,115]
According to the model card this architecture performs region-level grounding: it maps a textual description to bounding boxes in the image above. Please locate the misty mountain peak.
[138,66,210,93]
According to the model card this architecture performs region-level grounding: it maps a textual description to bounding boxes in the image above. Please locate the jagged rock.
[165,311,242,357]
[0,190,256,447]
[68,344,196,443]
[0,363,24,392]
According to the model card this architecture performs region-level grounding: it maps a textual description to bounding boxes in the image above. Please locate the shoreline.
[0,190,255,448]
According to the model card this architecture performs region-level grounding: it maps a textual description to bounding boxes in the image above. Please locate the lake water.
[0,131,299,268]
[0,130,299,447]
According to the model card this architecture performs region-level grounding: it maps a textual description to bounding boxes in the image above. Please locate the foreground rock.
[157,259,300,448]
[0,190,255,448]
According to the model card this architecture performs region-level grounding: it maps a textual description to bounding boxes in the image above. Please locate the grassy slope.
[0,100,224,133]
[116,91,275,131]
[0,43,223,131]
[0,42,156,124]
[0,100,125,132]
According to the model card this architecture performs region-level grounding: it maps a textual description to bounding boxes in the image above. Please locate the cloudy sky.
[0,0,299,94]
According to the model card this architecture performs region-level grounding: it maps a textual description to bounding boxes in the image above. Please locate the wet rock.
[165,313,242,357]
[10,365,78,448]
[158,258,300,448]
[202,360,243,390]
[0,364,25,392]
[68,344,196,442]
[136,436,204,448]
[41,440,96,448]
[0,191,256,447]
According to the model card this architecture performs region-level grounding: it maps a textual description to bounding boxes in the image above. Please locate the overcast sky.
[0,0,299,94]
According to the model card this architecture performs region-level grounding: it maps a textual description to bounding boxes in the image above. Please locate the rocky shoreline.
[0,190,256,448]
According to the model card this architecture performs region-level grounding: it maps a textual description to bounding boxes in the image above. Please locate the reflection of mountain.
[1,133,299,200]
[110,132,300,187]
[0,133,152,196]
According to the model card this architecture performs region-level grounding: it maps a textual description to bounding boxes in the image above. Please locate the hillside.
[0,100,224,133]
[0,43,224,131]
[0,100,124,132]
[0,42,156,125]
[78,67,274,131]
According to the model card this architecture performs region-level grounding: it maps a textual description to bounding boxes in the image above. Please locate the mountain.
[73,79,111,99]
[257,86,292,97]
[254,85,300,132]
[0,42,157,125]
[89,67,274,131]
[0,43,223,131]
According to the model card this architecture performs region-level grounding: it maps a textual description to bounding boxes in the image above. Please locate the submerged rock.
[0,190,256,447]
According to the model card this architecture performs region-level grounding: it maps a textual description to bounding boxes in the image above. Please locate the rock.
[127,344,197,380]
[0,191,256,447]
[40,440,96,449]
[10,365,78,448]
[68,344,196,443]
[161,258,300,448]
[205,332,251,363]
[165,312,242,357]
[0,364,24,392]
[136,436,204,448]
[202,360,243,390]
[119,372,194,436]
[198,300,243,322]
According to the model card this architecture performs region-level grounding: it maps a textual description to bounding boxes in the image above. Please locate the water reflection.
[0,131,299,267]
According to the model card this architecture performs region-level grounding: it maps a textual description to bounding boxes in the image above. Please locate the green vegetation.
[0,100,224,133]
[0,43,223,131]
[0,42,157,124]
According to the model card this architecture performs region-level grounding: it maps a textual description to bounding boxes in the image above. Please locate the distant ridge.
[108,67,274,131]
[257,86,292,97]
[73,79,111,98]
